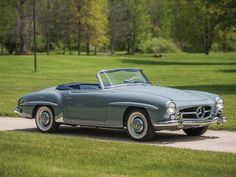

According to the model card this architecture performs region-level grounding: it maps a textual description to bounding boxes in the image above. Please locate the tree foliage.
[0,0,235,55]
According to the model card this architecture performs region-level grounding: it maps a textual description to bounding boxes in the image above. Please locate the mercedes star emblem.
[196,106,205,119]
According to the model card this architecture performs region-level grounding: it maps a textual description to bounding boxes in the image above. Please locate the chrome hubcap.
[127,112,148,140]
[36,106,54,132]
[131,117,144,134]
[40,111,50,126]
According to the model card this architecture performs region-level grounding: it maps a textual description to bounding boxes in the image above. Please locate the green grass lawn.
[0,131,236,177]
[0,52,235,130]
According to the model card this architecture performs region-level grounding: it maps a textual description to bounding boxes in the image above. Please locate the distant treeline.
[0,0,235,55]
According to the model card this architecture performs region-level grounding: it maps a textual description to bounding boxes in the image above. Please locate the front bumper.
[14,106,23,116]
[14,106,31,118]
[153,115,227,130]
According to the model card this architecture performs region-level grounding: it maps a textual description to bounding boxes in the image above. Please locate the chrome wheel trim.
[35,107,53,131]
[127,112,148,139]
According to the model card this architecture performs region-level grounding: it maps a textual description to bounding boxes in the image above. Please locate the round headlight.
[18,98,24,106]
[166,102,176,114]
[216,97,224,110]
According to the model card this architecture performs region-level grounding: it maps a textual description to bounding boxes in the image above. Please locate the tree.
[148,0,174,38]
[172,0,205,52]
[125,0,150,54]
[72,0,108,55]
[38,0,52,55]
[214,0,236,51]
[0,0,235,55]
[172,0,236,54]
[90,0,108,55]
[108,0,129,54]
[15,0,33,54]
[0,0,17,54]
[108,0,150,54]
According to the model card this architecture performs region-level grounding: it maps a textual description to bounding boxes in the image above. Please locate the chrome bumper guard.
[154,114,227,128]
[14,106,23,115]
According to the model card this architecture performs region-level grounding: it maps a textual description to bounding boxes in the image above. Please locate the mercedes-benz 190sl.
[15,68,226,141]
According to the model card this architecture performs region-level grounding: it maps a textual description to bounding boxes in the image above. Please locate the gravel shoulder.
[1,117,236,153]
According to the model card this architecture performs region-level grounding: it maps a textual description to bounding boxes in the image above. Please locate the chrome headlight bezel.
[166,101,176,114]
[216,97,224,111]
[18,98,25,106]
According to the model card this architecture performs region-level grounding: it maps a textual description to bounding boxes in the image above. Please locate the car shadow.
[12,125,219,145]
[119,59,236,66]
[219,69,236,73]
[169,84,236,95]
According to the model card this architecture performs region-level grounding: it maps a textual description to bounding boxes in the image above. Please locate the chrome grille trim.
[179,105,212,119]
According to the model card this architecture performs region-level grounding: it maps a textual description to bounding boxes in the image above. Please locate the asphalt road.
[0,117,236,153]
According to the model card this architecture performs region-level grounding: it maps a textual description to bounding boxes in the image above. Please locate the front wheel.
[35,106,60,133]
[126,109,155,141]
[183,126,208,136]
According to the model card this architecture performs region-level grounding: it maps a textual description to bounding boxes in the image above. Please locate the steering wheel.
[124,77,142,83]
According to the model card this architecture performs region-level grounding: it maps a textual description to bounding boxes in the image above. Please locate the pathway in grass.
[1,117,236,153]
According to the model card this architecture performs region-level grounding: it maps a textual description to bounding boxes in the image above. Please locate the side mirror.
[157,81,161,86]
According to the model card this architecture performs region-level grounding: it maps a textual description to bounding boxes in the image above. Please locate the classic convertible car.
[15,68,226,141]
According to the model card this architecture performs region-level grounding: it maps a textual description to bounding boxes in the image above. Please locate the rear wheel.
[183,126,208,136]
[126,109,155,141]
[35,106,60,133]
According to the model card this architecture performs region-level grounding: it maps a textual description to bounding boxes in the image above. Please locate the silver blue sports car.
[15,68,226,141]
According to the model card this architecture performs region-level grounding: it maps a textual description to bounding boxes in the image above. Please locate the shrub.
[140,37,180,53]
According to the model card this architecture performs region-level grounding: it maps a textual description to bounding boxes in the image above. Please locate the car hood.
[112,85,209,102]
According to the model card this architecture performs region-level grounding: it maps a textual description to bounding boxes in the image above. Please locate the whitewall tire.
[126,109,155,141]
[35,106,59,133]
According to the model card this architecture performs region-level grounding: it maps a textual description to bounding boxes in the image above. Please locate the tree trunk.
[77,3,81,55]
[110,34,115,54]
[204,23,210,55]
[86,32,90,55]
[131,34,136,55]
[222,34,226,52]
[131,23,136,55]
[63,40,66,55]
[46,35,50,55]
[1,42,3,55]
[111,40,115,55]
[33,0,37,72]
[86,41,90,55]
[222,42,226,52]
[94,44,97,55]
[18,0,27,54]
[77,39,81,55]
[66,0,71,55]
[204,0,209,55]
[131,44,135,55]
[77,23,81,55]
[68,40,72,55]
[127,39,131,54]
[46,0,50,55]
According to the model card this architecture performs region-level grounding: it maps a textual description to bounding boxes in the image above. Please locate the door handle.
[66,96,72,100]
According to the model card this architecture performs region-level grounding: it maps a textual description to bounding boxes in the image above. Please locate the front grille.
[179,105,212,119]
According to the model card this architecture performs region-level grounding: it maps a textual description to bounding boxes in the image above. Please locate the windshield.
[97,69,150,88]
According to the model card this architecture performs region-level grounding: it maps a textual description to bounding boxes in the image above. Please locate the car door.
[65,89,107,126]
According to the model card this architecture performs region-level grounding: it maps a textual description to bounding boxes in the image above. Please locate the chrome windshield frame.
[96,68,151,89]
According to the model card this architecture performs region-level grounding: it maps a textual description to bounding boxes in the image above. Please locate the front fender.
[108,102,159,111]
[105,101,161,128]
[184,90,218,101]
